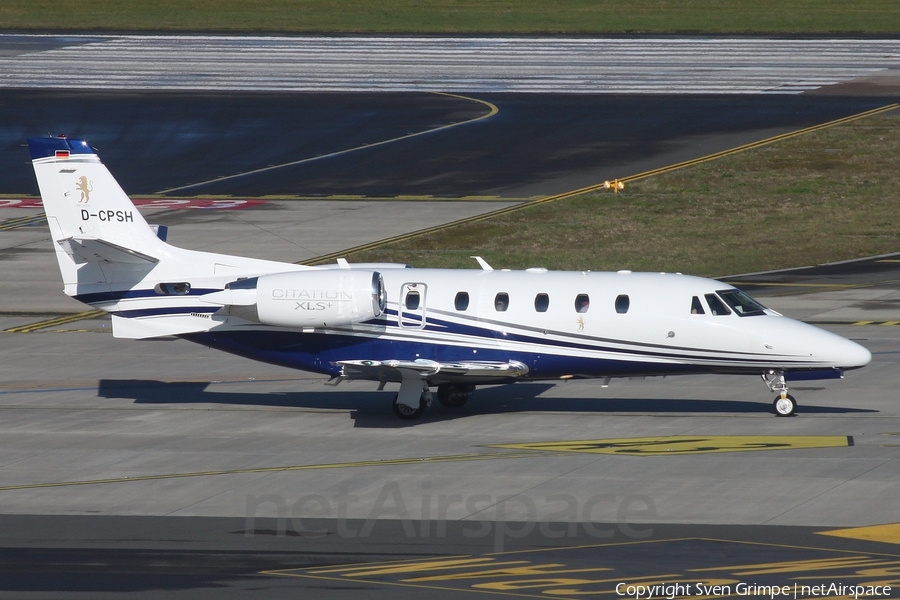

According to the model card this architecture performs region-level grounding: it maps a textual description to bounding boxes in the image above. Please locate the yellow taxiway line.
[0,435,858,491]
[0,450,541,492]
[0,213,47,231]
[3,309,106,334]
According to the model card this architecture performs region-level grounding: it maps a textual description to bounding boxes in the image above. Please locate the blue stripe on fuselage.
[74,288,219,304]
[382,308,779,365]
[180,328,783,380]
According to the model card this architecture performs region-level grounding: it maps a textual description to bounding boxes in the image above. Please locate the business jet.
[28,137,871,419]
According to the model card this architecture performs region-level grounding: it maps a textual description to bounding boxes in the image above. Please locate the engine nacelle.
[232,270,386,328]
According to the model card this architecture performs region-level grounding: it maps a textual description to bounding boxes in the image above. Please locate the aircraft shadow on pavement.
[97,379,876,428]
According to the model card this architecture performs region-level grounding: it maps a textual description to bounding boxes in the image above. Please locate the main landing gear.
[391,383,475,420]
[392,392,430,419]
[437,384,475,408]
[762,370,797,417]
[391,377,433,420]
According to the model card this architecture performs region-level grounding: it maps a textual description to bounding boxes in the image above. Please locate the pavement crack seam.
[759,458,892,526]
[163,470,278,516]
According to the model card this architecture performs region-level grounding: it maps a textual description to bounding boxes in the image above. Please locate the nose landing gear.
[762,370,797,417]
[773,393,797,417]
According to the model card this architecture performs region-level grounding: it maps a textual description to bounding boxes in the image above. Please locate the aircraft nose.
[773,320,872,369]
[833,337,871,369]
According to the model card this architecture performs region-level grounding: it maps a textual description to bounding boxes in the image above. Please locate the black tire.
[437,384,473,408]
[392,394,426,419]
[773,394,797,417]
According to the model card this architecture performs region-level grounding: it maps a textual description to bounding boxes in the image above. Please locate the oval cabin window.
[494,292,509,312]
[575,294,590,313]
[455,291,470,311]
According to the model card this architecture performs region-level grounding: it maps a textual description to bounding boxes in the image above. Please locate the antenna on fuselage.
[471,256,493,271]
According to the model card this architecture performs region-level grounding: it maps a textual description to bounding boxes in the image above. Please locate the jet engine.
[217,270,386,328]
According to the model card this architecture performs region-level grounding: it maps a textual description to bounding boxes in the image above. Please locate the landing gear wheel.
[773,394,797,417]
[437,384,474,408]
[392,393,427,420]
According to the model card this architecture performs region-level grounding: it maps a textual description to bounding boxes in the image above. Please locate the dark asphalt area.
[1,90,894,197]
[1,515,897,599]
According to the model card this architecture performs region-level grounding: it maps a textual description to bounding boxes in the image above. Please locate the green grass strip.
[3,0,900,34]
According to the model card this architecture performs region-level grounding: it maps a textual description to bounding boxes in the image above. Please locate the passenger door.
[399,282,427,329]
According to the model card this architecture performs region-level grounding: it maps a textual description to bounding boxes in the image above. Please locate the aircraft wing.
[335,359,529,383]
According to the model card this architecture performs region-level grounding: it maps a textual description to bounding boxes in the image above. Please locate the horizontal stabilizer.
[58,237,159,265]
[112,313,218,339]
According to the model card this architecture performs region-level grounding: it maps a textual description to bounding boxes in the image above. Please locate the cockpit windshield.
[717,289,768,317]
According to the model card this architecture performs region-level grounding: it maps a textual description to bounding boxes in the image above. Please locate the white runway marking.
[1,35,899,93]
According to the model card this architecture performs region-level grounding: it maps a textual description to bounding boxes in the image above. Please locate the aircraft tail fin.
[28,136,310,339]
[28,137,168,294]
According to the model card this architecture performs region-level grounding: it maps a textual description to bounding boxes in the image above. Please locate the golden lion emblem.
[75,176,93,203]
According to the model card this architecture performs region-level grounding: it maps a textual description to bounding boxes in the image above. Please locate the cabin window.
[705,293,731,316]
[534,293,550,312]
[494,292,509,312]
[717,289,767,317]
[574,294,590,313]
[405,291,421,310]
[155,282,191,296]
[454,291,470,311]
[691,296,705,314]
[615,295,630,314]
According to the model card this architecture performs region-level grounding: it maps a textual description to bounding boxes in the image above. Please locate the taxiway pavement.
[1,316,897,526]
